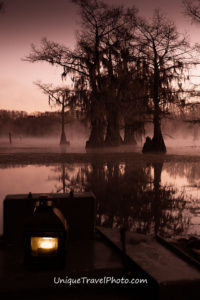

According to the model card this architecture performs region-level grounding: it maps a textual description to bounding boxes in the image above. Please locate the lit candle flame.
[31,237,58,255]
[39,238,56,249]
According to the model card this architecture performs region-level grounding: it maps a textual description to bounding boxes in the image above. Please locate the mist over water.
[0,116,200,155]
[1,119,200,240]
[0,135,192,155]
[1,118,200,155]
[0,120,90,153]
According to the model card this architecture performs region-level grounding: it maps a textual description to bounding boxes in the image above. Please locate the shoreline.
[1,150,200,166]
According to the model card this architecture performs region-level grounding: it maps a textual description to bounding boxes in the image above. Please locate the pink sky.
[0,0,200,113]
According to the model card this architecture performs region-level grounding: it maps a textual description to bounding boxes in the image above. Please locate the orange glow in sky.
[0,0,200,113]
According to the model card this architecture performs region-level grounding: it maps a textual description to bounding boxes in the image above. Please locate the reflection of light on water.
[161,168,200,200]
[103,163,126,180]
[1,160,200,239]
[0,166,57,236]
[162,170,188,189]
[119,163,126,176]
[104,164,109,182]
[50,163,92,193]
[162,166,200,237]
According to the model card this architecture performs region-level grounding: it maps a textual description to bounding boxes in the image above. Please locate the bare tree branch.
[183,0,200,23]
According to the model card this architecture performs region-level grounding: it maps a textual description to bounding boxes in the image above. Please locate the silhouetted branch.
[183,0,200,22]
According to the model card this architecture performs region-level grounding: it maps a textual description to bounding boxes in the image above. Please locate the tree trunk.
[105,110,122,146]
[151,113,166,153]
[143,54,166,153]
[60,103,69,145]
[86,119,105,148]
[123,124,137,145]
[142,113,166,153]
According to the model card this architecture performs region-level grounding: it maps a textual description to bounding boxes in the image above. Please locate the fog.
[1,118,200,155]
[0,120,90,153]
[1,118,200,239]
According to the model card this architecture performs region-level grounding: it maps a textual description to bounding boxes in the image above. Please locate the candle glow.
[31,237,58,256]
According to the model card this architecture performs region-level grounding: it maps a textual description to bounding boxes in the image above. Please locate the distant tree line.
[0,109,81,137]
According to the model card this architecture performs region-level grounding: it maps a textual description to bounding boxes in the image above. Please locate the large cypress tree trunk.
[123,124,137,145]
[151,106,166,153]
[86,62,105,148]
[151,56,166,153]
[142,54,166,153]
[104,109,122,146]
[86,118,105,148]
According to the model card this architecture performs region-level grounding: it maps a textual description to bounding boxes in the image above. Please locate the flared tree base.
[85,139,104,148]
[142,135,166,153]
[104,138,123,147]
[60,132,70,145]
[123,126,137,145]
[85,121,105,148]
[104,131,123,147]
[152,133,166,153]
[123,137,137,145]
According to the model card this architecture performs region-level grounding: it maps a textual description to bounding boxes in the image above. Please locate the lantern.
[24,196,67,269]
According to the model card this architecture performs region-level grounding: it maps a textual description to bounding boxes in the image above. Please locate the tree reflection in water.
[49,159,190,239]
[48,163,91,193]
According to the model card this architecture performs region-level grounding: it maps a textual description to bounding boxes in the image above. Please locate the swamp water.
[0,153,200,240]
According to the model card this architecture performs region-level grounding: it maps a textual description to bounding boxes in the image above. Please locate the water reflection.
[83,160,189,239]
[48,163,90,193]
[0,159,200,238]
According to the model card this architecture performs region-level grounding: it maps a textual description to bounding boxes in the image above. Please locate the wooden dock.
[0,231,157,300]
[96,226,200,300]
[1,193,200,299]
